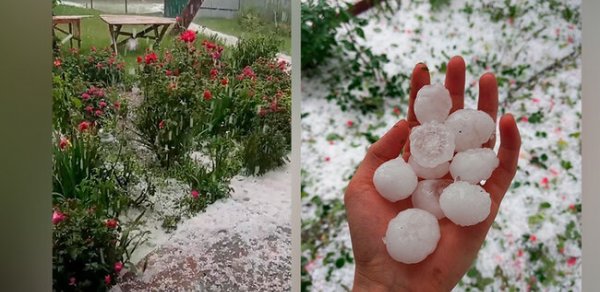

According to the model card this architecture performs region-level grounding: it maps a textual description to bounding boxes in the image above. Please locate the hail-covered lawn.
[301,0,581,290]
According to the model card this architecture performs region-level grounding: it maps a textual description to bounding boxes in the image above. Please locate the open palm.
[344,56,521,292]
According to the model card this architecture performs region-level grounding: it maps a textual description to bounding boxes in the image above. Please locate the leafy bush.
[52,198,147,291]
[301,0,346,70]
[54,47,126,87]
[230,33,281,70]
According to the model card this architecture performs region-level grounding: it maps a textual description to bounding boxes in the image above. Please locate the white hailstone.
[414,84,453,124]
[445,109,496,152]
[411,179,452,219]
[408,156,449,179]
[384,208,440,264]
[373,158,418,202]
[409,121,456,168]
[439,181,491,226]
[450,148,499,184]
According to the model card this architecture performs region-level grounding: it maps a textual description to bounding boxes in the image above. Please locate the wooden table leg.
[68,22,74,48]
[156,24,170,46]
[74,20,81,48]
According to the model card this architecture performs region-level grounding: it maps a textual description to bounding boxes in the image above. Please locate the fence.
[61,0,290,23]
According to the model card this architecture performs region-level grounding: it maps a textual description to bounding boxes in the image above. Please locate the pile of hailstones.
[374,84,499,264]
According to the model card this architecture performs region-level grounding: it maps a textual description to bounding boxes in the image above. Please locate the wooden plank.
[100,15,176,26]
[180,0,205,31]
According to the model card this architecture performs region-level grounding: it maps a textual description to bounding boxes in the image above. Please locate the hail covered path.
[112,165,292,291]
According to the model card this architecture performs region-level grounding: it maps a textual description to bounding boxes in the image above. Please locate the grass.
[53,5,177,69]
[193,17,291,54]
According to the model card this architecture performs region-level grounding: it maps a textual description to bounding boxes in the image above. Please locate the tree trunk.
[178,0,205,31]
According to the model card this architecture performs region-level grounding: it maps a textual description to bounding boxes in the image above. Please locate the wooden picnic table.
[53,15,92,48]
[99,15,176,54]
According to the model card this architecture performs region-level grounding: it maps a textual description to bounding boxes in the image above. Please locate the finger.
[478,72,499,148]
[484,114,521,204]
[444,56,466,113]
[407,63,431,127]
[364,120,410,166]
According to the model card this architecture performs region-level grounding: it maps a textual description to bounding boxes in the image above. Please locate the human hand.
[344,56,521,292]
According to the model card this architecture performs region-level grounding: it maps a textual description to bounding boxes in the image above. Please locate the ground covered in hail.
[301,0,581,290]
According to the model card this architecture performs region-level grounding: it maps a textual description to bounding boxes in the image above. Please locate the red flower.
[270,100,278,112]
[179,30,196,43]
[211,51,221,59]
[137,56,143,63]
[114,101,121,110]
[53,58,62,67]
[144,52,158,64]
[191,190,199,199]
[529,235,537,243]
[159,120,166,129]
[221,78,228,86]
[68,277,77,286]
[114,261,124,273]
[175,16,182,22]
[346,120,354,127]
[96,63,104,69]
[393,106,401,115]
[568,36,574,44]
[325,156,331,162]
[95,110,104,117]
[242,66,256,79]
[78,121,91,132]
[210,68,218,78]
[567,257,577,267]
[91,46,97,52]
[52,210,66,225]
[517,249,523,257]
[98,101,107,108]
[520,116,528,122]
[59,137,71,150]
[166,70,172,76]
[106,218,118,229]
[85,105,94,114]
[203,90,212,101]
[104,275,111,285]
[81,93,91,100]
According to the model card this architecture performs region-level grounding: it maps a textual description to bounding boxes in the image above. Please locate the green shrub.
[52,198,147,291]
[230,33,281,70]
[54,47,126,87]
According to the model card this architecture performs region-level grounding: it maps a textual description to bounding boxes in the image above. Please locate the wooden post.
[125,0,128,14]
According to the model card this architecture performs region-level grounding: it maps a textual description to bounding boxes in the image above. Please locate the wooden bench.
[99,15,177,54]
[52,15,92,48]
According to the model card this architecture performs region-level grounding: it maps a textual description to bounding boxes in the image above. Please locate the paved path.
[112,165,291,292]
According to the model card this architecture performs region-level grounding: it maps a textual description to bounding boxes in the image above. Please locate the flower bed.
[52,28,291,290]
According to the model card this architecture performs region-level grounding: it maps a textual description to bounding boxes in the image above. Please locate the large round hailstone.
[384,208,440,264]
[408,156,449,179]
[445,109,495,152]
[414,84,452,124]
[439,181,491,226]
[411,179,452,219]
[373,158,418,202]
[450,148,499,184]
[409,121,456,168]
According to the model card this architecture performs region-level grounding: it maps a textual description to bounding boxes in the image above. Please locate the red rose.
[191,190,199,199]
[106,218,118,229]
[59,137,71,150]
[144,52,158,64]
[95,110,103,117]
[81,93,91,100]
[137,56,143,63]
[221,78,228,86]
[203,90,212,101]
[52,210,66,224]
[166,70,172,76]
[114,261,124,273]
[85,105,94,114]
[104,275,111,285]
[159,120,166,129]
[179,30,196,43]
[78,121,91,132]
[98,101,107,108]
[53,58,62,67]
